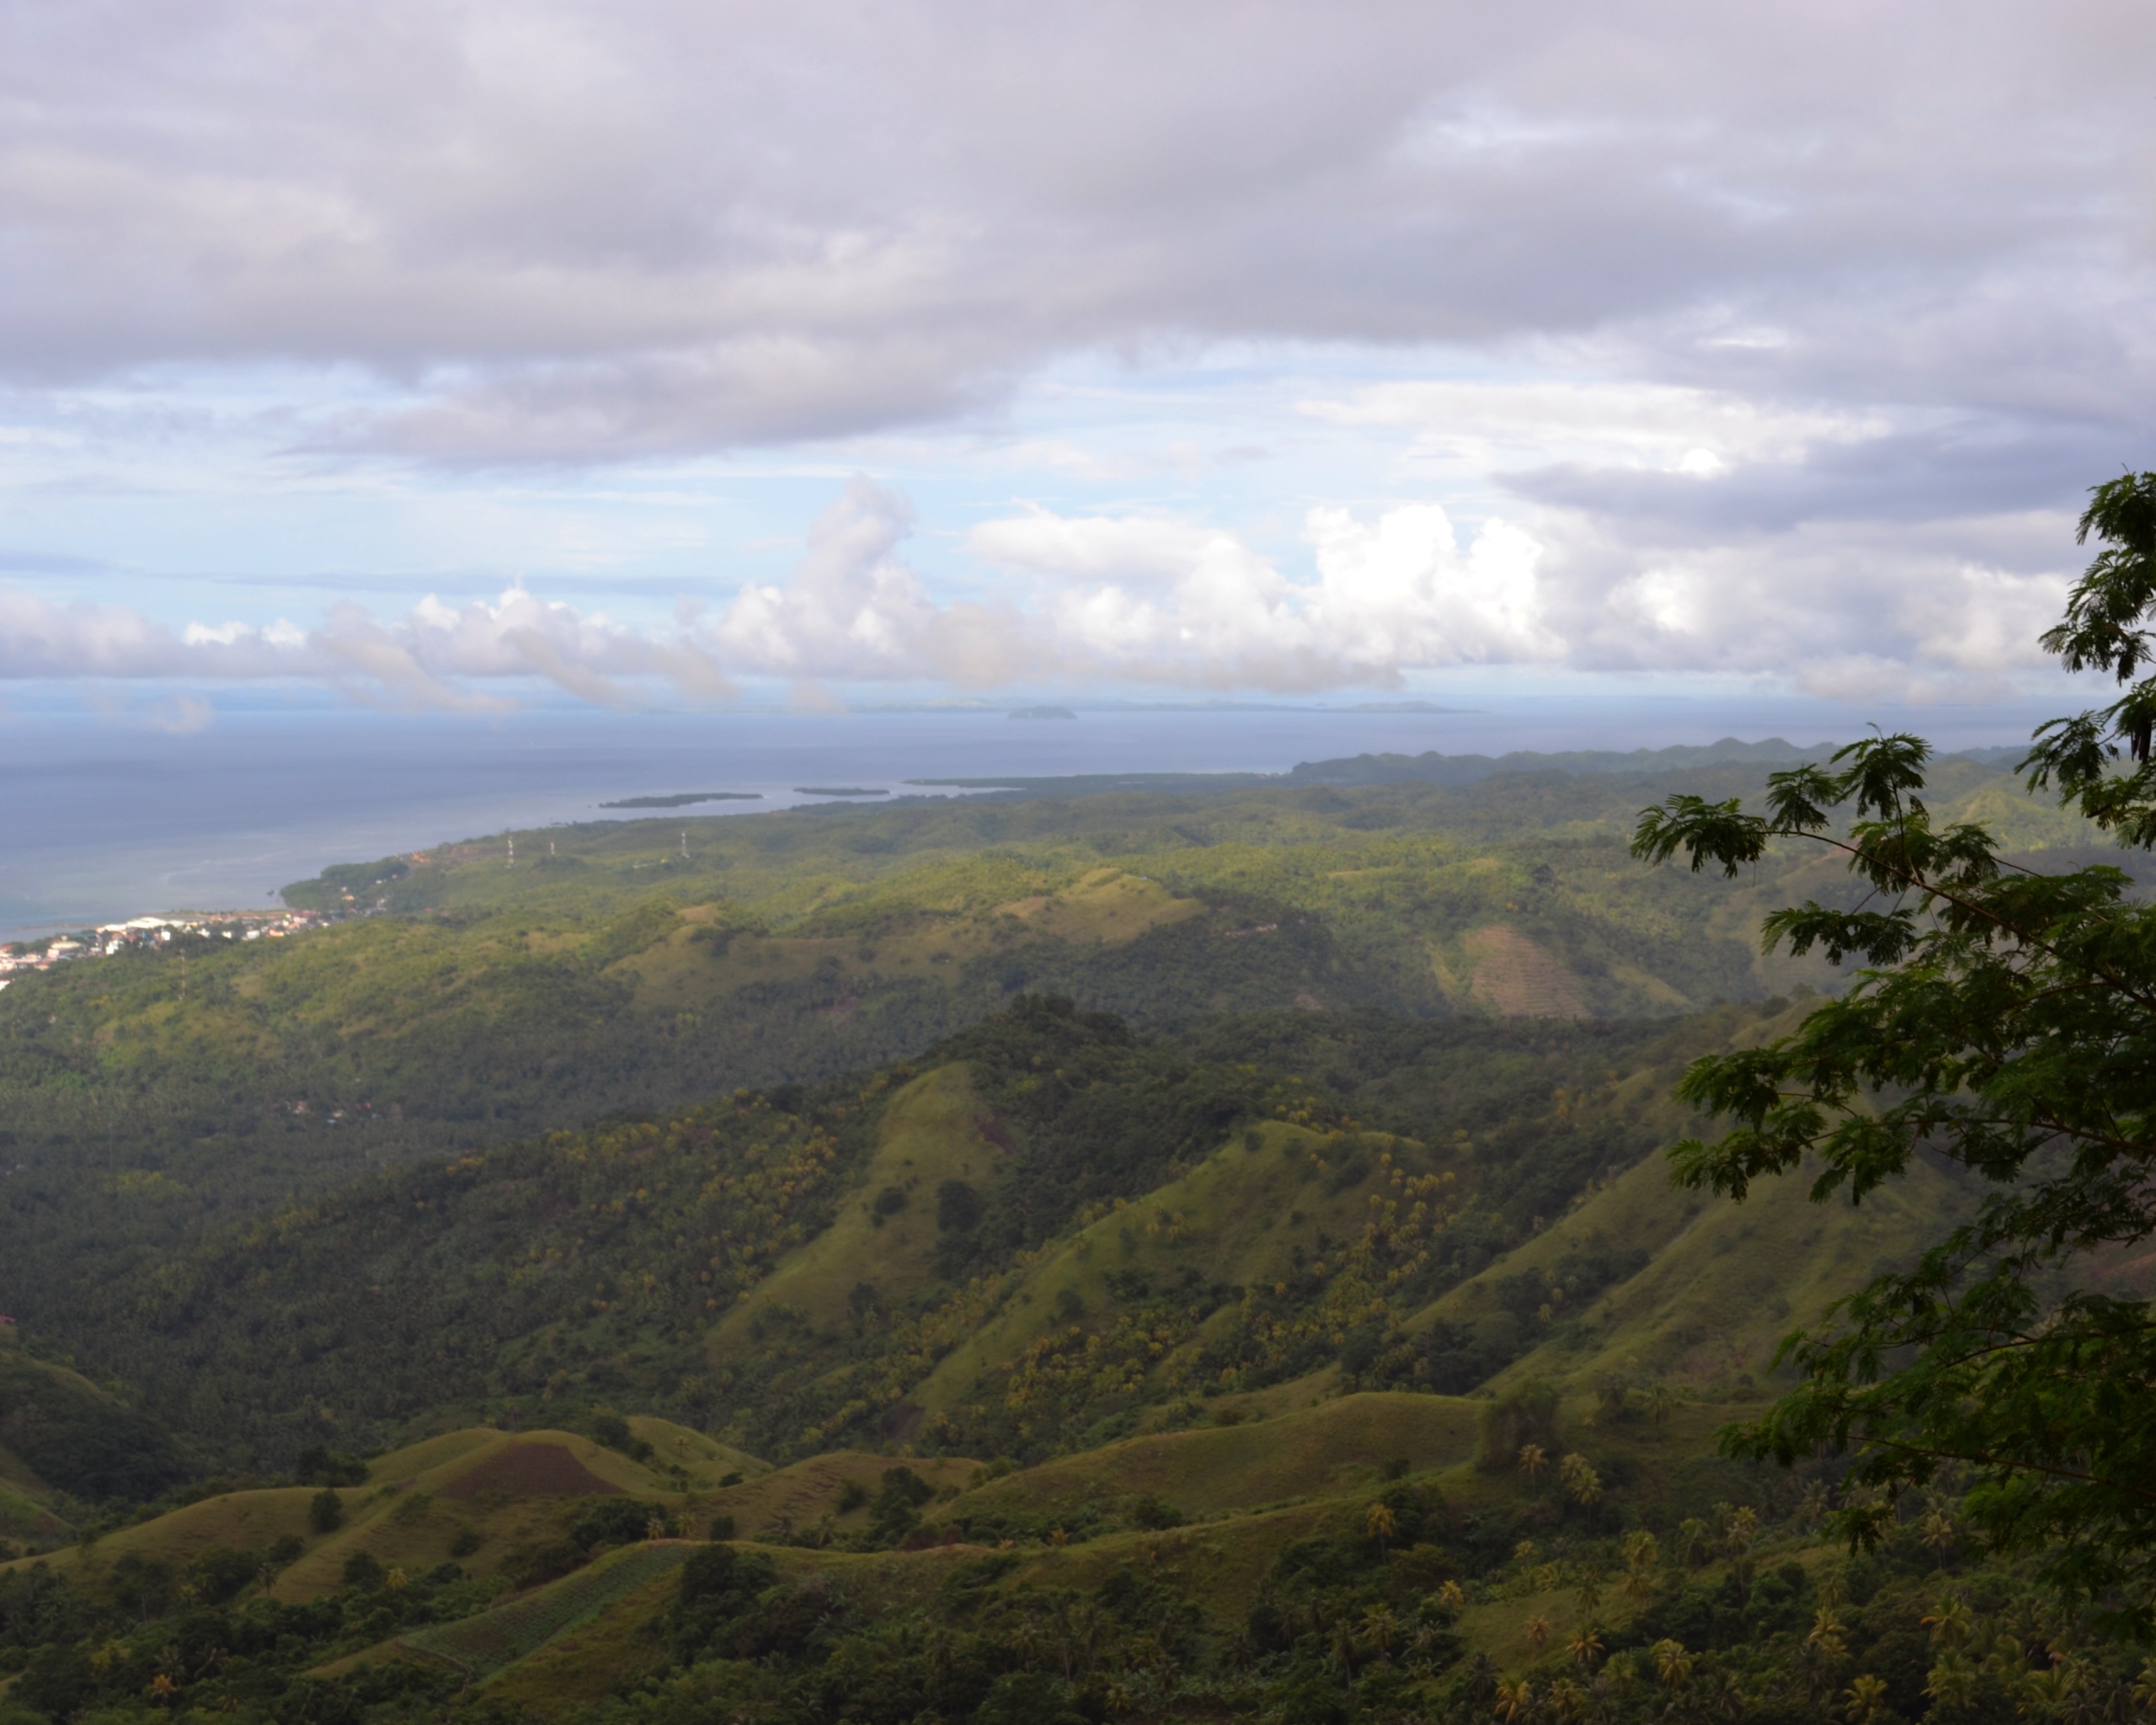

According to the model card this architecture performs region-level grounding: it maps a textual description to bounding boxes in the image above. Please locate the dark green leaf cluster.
[1630,476,2156,1620]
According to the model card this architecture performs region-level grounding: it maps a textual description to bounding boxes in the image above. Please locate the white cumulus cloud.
[0,478,2097,706]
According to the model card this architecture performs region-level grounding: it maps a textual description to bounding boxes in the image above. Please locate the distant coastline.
[599,792,763,809]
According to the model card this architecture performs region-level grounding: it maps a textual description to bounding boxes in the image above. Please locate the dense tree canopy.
[1634,470,2156,1616]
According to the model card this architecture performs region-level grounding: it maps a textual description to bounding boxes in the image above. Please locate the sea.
[0,689,2069,939]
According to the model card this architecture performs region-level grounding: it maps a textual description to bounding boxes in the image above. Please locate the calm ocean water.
[0,692,2063,938]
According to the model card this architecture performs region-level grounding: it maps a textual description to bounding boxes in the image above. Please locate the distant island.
[794,786,888,797]
[1008,705,1077,720]
[599,792,763,809]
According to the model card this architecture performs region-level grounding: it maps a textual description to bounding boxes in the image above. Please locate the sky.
[2,0,2153,719]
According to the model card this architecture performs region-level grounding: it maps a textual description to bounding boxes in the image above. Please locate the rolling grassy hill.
[0,747,2097,1346]
[1,1373,1983,1722]
[0,748,2137,1720]
[60,994,1770,1475]
[0,987,2112,1717]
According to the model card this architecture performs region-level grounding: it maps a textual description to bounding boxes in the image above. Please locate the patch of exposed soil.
[1464,925,1588,1017]
[438,1442,625,1500]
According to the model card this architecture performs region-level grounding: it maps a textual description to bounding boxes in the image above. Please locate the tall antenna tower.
[680,830,689,860]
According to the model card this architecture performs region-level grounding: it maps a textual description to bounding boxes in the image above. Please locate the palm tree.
[1065,1600,1105,1678]
[1559,1453,1603,1508]
[1650,1638,1693,1690]
[1568,1627,1605,1670]
[1328,1613,1360,1690]
[1806,1606,1848,1662]
[1366,1499,1397,1556]
[1925,1649,1978,1716]
[1722,1504,1759,1605]
[1358,1604,1399,1662]
[1621,1532,1661,1605]
[1518,1443,1550,1492]
[1919,1509,1957,1570]
[1921,1594,1972,1652]
[1792,1639,1838,1706]
[1525,1616,1552,1658]
[1844,1673,1891,1722]
[1701,1669,1749,1722]
[1494,1677,1534,1721]
[1459,1651,1501,1707]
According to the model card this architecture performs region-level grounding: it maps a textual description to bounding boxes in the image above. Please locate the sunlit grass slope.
[951,1391,1484,1522]
[707,1065,1009,1356]
[1425,1125,1976,1399]
[905,1121,1454,1416]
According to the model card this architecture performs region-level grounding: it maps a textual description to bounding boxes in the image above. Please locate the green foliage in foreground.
[9,1426,2153,1725]
[584,1493,2154,1725]
[0,1547,488,1721]
[1630,472,2156,1624]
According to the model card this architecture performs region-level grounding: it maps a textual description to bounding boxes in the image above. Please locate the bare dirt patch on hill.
[1465,925,1587,1017]
[439,1443,624,1500]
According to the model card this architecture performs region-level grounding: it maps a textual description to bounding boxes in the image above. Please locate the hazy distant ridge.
[914,735,2030,798]
[1286,735,1838,787]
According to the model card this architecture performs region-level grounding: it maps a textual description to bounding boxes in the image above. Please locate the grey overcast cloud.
[1,0,2151,708]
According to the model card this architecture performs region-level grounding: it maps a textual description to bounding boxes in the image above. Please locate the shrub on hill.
[667,1541,781,1664]
[292,1445,368,1486]
[568,1497,670,1550]
[307,1487,342,1532]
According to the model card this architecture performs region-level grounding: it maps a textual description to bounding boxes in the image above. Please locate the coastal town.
[0,906,328,985]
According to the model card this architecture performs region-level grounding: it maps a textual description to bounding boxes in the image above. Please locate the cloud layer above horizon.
[2,0,2151,708]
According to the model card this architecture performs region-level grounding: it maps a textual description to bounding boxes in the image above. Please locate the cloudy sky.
[2,0,2150,714]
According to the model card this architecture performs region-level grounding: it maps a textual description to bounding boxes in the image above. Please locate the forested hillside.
[0,748,2137,1723]
[66,997,1740,1473]
[0,985,2120,1725]
[0,751,2095,1334]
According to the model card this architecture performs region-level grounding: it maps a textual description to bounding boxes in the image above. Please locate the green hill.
[67,995,1746,1474]
[3,1377,2050,1723]
[0,753,2140,1719]
[0,985,2126,1717]
[0,1339,182,1513]
[0,753,2095,1355]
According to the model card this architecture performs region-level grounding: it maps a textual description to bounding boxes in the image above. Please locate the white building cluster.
[0,908,327,985]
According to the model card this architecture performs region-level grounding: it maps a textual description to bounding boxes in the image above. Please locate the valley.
[0,743,2136,1722]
